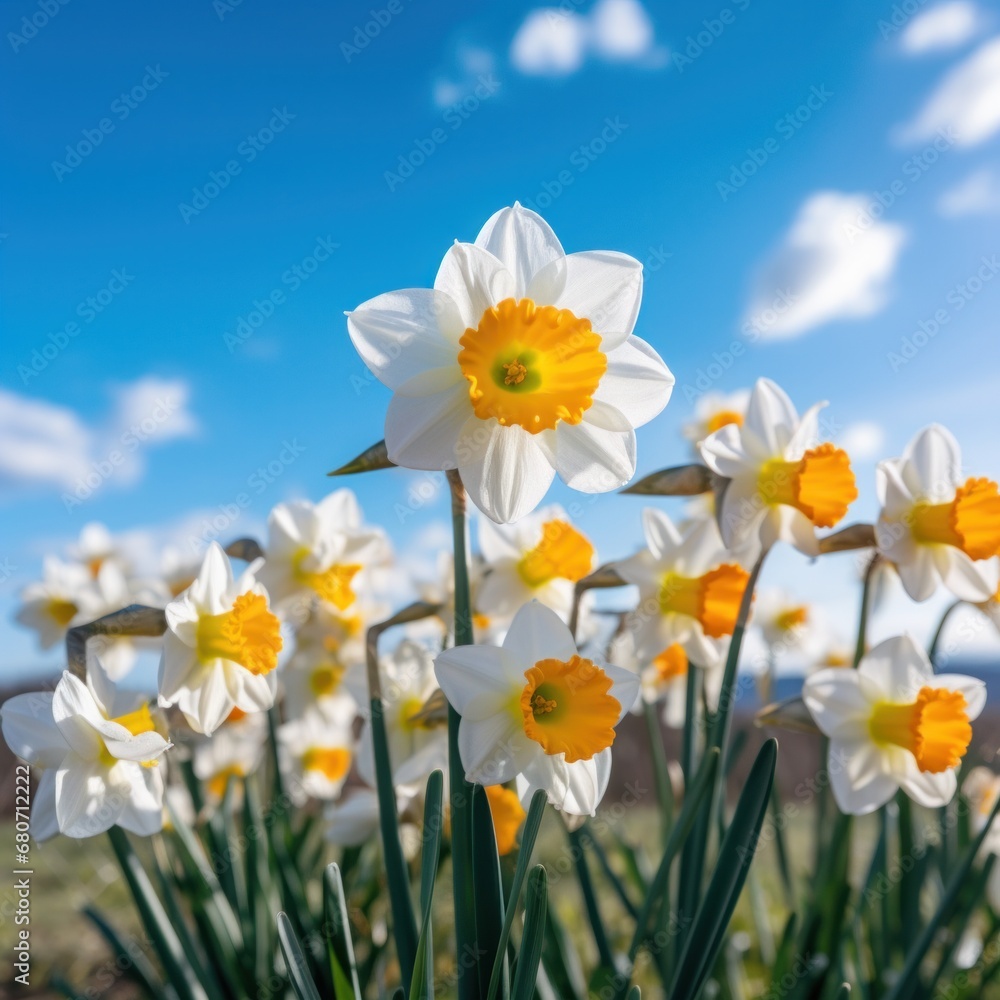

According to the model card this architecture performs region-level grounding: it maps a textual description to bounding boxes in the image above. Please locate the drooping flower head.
[435,601,639,815]
[0,658,171,840]
[803,635,985,814]
[614,509,749,669]
[159,542,283,735]
[876,424,1000,602]
[699,378,858,558]
[348,204,675,523]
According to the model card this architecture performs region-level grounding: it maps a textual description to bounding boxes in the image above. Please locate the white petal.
[905,424,962,501]
[502,601,578,668]
[802,669,871,738]
[190,664,235,736]
[641,508,682,562]
[768,506,820,557]
[435,644,512,713]
[828,738,898,815]
[459,713,533,785]
[52,672,104,761]
[158,630,200,700]
[858,635,932,700]
[896,757,957,808]
[699,423,752,479]
[478,518,521,563]
[232,670,277,715]
[474,204,565,298]
[460,423,555,524]
[716,475,767,554]
[933,546,999,602]
[519,750,611,816]
[785,402,826,459]
[927,673,988,720]
[553,404,636,493]
[56,756,122,837]
[528,251,643,351]
[29,769,60,842]
[743,379,800,457]
[385,382,478,471]
[0,692,65,768]
[673,515,727,576]
[603,661,641,721]
[434,242,516,330]
[116,765,166,836]
[596,337,674,428]
[892,544,940,602]
[189,543,233,614]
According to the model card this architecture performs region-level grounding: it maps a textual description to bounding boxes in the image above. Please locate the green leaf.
[410,770,445,1000]
[277,911,322,1000]
[669,739,778,1000]
[627,988,641,1000]
[329,438,395,475]
[82,905,170,1000]
[511,867,548,1000]
[107,826,211,1000]
[834,985,851,999]
[540,903,586,1000]
[486,790,547,1000]
[324,863,362,1000]
[472,783,508,1000]
[568,825,615,969]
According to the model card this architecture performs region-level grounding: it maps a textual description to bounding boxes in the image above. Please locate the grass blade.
[511,867,548,1000]
[410,770,445,1000]
[277,911,322,1000]
[323,863,362,1000]
[472,783,508,1000]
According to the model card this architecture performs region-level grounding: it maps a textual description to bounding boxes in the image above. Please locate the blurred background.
[3,0,1000,687]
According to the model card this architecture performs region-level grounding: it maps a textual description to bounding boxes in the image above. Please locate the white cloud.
[744,192,907,339]
[0,377,198,499]
[510,0,664,77]
[433,46,498,108]
[896,35,1000,146]
[938,166,1000,215]
[839,421,886,461]
[899,1,986,55]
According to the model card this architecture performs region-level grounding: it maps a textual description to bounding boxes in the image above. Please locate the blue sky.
[3,0,1000,680]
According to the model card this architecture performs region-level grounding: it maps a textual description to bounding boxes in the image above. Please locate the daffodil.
[963,767,1000,910]
[802,635,985,814]
[69,522,122,579]
[159,542,283,735]
[699,378,858,558]
[258,489,388,612]
[485,784,527,855]
[477,504,596,623]
[191,708,268,799]
[15,556,97,650]
[277,708,355,803]
[754,590,811,649]
[613,509,749,669]
[0,659,171,839]
[355,639,448,789]
[876,424,1000,602]
[682,389,750,449]
[347,204,675,523]
[434,601,639,815]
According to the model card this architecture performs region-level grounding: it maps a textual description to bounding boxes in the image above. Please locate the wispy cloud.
[744,192,907,339]
[0,377,198,500]
[510,0,665,77]
[899,1,986,55]
[433,46,499,108]
[896,35,1000,146]
[938,165,1000,215]
[839,421,886,461]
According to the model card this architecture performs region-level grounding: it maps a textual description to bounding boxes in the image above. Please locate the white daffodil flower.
[348,203,675,524]
[699,378,857,559]
[963,767,1000,911]
[477,504,596,624]
[754,590,811,650]
[434,601,639,816]
[191,708,268,799]
[0,659,171,840]
[803,635,985,815]
[682,389,750,449]
[258,489,388,613]
[324,786,424,860]
[613,509,749,669]
[277,707,355,803]
[876,424,1000,602]
[69,522,122,578]
[15,556,98,650]
[354,639,448,789]
[159,542,283,736]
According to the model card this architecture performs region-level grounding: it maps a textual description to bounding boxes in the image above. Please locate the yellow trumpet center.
[208,765,245,799]
[757,444,857,528]
[868,686,972,773]
[774,606,809,632]
[659,564,749,638]
[309,663,345,697]
[196,592,282,675]
[516,519,595,589]
[520,655,620,763]
[911,477,1000,561]
[706,409,744,434]
[485,784,527,856]
[47,598,78,628]
[301,746,352,782]
[100,703,157,767]
[457,298,607,434]
[293,550,362,611]
[653,644,688,683]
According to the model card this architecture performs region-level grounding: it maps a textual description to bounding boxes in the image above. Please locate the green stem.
[446,470,479,1000]
[681,664,699,788]
[854,553,880,668]
[927,598,963,670]
[568,826,616,970]
[644,699,674,843]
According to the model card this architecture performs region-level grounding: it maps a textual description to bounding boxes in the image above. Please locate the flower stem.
[644,699,674,844]
[854,553,881,668]
[927,598,963,669]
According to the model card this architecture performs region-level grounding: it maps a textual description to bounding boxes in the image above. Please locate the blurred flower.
[962,765,1000,911]
[876,424,1000,602]
[682,389,750,449]
[700,378,857,558]
[614,509,748,669]
[803,635,985,814]
[191,708,268,799]
[347,203,674,523]
[0,658,171,839]
[754,590,811,649]
[435,601,639,815]
[417,550,496,643]
[159,542,282,735]
[325,785,424,860]
[278,707,355,803]
[477,504,596,623]
[15,556,97,649]
[486,784,527,855]
[355,639,448,789]
[69,522,123,578]
[258,489,388,613]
